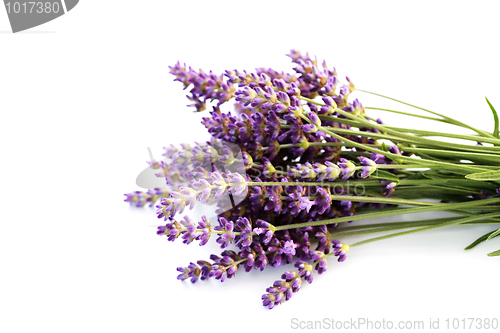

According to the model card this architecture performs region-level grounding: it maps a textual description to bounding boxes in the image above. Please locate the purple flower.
[279,122,302,144]
[156,198,173,220]
[157,220,182,242]
[332,240,350,262]
[340,197,352,211]
[298,197,314,213]
[262,288,284,309]
[252,244,269,271]
[266,271,303,306]
[302,124,317,133]
[285,200,301,217]
[359,156,377,178]
[281,271,302,293]
[381,180,397,197]
[313,161,341,181]
[177,262,201,283]
[265,111,281,141]
[234,217,253,249]
[179,216,197,245]
[159,186,197,218]
[261,157,276,177]
[311,251,328,274]
[389,145,401,155]
[196,260,212,281]
[264,186,283,213]
[294,260,314,284]
[370,152,387,164]
[195,215,212,246]
[235,85,274,109]
[253,220,276,245]
[283,181,304,201]
[248,183,266,212]
[351,98,364,116]
[267,238,285,268]
[214,217,236,248]
[209,171,229,200]
[314,225,332,254]
[338,158,356,180]
[228,172,248,196]
[124,191,146,207]
[249,112,266,142]
[124,188,169,207]
[209,264,228,282]
[238,249,256,272]
[313,187,332,215]
[192,179,211,203]
[297,162,317,179]
[283,240,298,256]
[218,145,236,165]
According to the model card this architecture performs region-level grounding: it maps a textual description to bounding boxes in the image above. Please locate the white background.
[1,1,499,332]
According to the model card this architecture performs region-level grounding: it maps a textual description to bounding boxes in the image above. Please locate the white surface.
[1,1,499,332]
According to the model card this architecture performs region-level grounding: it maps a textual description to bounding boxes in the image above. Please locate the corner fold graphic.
[64,0,78,12]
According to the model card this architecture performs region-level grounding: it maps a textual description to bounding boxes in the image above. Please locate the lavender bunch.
[125,50,500,309]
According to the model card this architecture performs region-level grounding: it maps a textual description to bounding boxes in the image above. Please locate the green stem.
[384,125,500,145]
[364,106,446,123]
[329,218,500,235]
[349,212,500,248]
[320,125,489,173]
[332,105,500,154]
[393,147,500,164]
[355,88,496,139]
[273,197,500,231]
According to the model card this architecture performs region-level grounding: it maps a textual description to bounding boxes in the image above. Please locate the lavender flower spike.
[234,217,253,249]
[262,271,303,309]
[294,260,314,284]
[196,215,212,246]
[298,197,314,213]
[179,216,197,245]
[227,171,249,196]
[332,240,350,262]
[283,240,298,256]
[214,217,236,248]
[338,158,356,180]
[177,262,201,283]
[359,156,377,178]
[253,220,276,245]
[262,287,284,310]
[311,251,328,274]
[381,180,397,197]
[313,161,341,181]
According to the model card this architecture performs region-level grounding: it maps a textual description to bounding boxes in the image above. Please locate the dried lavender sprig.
[262,271,302,309]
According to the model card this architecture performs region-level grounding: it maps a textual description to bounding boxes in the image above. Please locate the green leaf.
[486,228,500,241]
[487,249,500,257]
[465,230,499,250]
[465,170,500,181]
[485,97,499,139]
[371,169,400,182]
